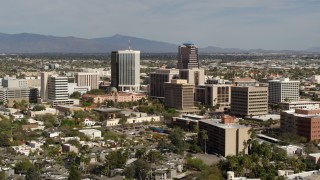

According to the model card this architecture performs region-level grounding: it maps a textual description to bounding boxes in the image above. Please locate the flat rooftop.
[199,119,249,129]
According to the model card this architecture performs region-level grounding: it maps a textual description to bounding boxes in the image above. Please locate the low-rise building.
[281,109,320,141]
[79,129,102,139]
[83,91,146,104]
[104,115,161,127]
[279,101,320,110]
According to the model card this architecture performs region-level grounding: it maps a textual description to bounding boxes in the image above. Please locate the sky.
[0,0,319,50]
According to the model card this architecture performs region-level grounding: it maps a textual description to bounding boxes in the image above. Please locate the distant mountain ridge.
[0,32,318,53]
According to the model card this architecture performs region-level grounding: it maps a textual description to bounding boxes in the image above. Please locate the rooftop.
[199,119,249,129]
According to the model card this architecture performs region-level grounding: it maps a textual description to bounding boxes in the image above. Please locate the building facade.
[231,86,268,116]
[279,101,320,110]
[149,69,179,99]
[74,72,99,90]
[179,68,205,86]
[195,84,232,109]
[111,50,140,92]
[281,109,320,141]
[164,79,197,113]
[177,43,199,69]
[199,119,250,156]
[0,88,38,106]
[47,75,69,101]
[268,78,299,104]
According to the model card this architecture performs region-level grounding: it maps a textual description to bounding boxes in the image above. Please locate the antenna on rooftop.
[128,39,131,50]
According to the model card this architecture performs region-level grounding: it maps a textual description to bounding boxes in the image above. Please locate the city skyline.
[0,0,319,50]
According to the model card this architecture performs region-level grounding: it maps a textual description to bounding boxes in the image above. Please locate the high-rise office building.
[231,86,268,116]
[177,43,199,69]
[149,69,179,99]
[111,50,140,92]
[74,72,99,90]
[268,78,299,104]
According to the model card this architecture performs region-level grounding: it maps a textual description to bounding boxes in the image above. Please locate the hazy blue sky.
[0,0,319,50]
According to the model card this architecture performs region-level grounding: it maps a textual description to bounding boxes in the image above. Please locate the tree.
[0,172,5,180]
[186,157,208,171]
[200,130,208,154]
[68,166,81,180]
[70,91,81,99]
[32,105,46,111]
[25,166,41,180]
[133,159,151,180]
[14,159,33,174]
[118,116,127,127]
[146,151,163,163]
[168,128,186,154]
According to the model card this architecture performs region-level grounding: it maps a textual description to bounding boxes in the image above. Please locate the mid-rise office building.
[281,109,320,141]
[268,78,299,104]
[2,77,28,88]
[195,84,232,110]
[41,74,79,107]
[149,69,179,99]
[47,75,69,101]
[41,72,53,101]
[231,86,268,116]
[199,118,250,156]
[179,68,205,86]
[232,77,258,87]
[164,79,198,113]
[177,43,199,69]
[0,88,38,106]
[74,72,99,90]
[111,50,140,92]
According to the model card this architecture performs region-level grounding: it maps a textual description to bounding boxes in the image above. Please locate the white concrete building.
[268,78,300,104]
[279,101,320,110]
[105,115,161,127]
[79,129,102,139]
[68,83,91,95]
[311,75,320,84]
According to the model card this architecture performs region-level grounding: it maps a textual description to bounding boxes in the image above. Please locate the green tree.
[200,130,208,154]
[70,91,81,99]
[168,128,186,154]
[186,157,208,171]
[0,171,6,180]
[14,159,33,174]
[32,105,46,111]
[118,116,127,127]
[25,165,41,180]
[146,151,163,163]
[68,166,81,180]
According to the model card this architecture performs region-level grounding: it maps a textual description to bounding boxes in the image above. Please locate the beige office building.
[179,68,205,86]
[74,72,99,90]
[195,84,232,109]
[164,79,198,113]
[199,119,250,156]
[231,86,268,116]
[149,69,179,99]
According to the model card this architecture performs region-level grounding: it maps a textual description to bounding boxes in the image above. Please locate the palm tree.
[200,130,208,154]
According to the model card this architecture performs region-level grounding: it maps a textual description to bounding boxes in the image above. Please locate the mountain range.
[0,32,319,54]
